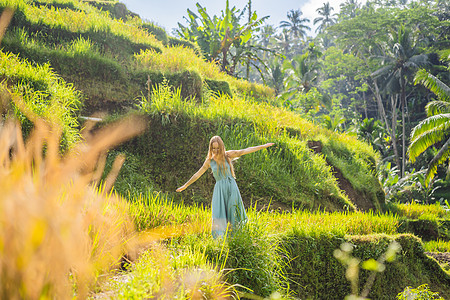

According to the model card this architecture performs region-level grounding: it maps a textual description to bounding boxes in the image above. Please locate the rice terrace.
[0,0,449,299]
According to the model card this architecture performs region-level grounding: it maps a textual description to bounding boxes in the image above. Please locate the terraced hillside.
[0,0,384,212]
[0,1,449,299]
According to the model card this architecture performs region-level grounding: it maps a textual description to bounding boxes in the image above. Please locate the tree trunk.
[363,90,368,119]
[390,94,401,173]
[246,0,252,80]
[370,79,391,135]
[401,81,406,178]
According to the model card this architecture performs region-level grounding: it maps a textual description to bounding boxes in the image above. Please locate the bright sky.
[119,0,352,36]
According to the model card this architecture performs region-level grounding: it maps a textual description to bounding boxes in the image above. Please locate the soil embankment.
[307,140,376,211]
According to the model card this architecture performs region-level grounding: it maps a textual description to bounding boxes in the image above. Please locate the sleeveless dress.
[210,158,248,238]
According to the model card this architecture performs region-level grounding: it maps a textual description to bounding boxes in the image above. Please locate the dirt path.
[307,140,376,211]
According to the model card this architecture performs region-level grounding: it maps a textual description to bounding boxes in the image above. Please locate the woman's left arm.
[226,143,274,159]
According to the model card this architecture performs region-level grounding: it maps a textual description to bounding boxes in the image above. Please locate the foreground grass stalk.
[0,91,148,298]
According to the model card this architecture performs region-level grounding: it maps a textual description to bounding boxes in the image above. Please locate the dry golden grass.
[0,87,150,298]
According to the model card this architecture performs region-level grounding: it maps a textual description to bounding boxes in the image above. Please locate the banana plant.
[176,1,270,76]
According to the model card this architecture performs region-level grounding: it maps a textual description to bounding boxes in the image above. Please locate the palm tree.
[313,2,337,33]
[258,24,276,48]
[372,25,429,177]
[281,44,330,112]
[279,9,311,40]
[408,67,450,187]
[275,29,292,56]
[339,0,360,19]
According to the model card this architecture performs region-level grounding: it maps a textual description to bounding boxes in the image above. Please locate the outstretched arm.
[176,159,210,192]
[226,143,274,159]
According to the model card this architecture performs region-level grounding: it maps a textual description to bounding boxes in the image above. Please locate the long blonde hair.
[207,136,236,178]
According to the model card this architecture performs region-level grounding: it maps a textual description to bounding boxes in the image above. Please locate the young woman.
[176,136,274,238]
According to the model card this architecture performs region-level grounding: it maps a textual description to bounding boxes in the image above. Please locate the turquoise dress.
[210,158,248,238]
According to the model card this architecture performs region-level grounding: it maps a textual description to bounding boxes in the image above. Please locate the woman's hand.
[265,143,274,147]
[176,185,187,192]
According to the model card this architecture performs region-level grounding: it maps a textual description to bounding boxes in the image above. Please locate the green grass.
[98,246,235,299]
[424,240,450,252]
[0,50,81,147]
[130,82,382,210]
[111,192,450,299]
[1,0,274,102]
[388,202,450,220]
[5,0,163,50]
[127,191,210,232]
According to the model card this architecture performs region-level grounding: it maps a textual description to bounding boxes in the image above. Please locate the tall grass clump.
[135,46,223,79]
[15,1,163,50]
[223,222,285,298]
[0,90,147,298]
[388,202,450,219]
[0,51,81,147]
[101,245,235,299]
[128,191,210,232]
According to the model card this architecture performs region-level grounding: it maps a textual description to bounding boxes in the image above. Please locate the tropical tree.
[313,2,337,33]
[274,29,292,56]
[258,24,276,48]
[267,57,285,95]
[409,62,450,187]
[372,25,429,177]
[282,49,320,94]
[339,0,360,20]
[176,1,269,76]
[281,43,331,112]
[279,9,311,40]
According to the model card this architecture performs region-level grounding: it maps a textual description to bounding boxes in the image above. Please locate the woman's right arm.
[176,159,210,192]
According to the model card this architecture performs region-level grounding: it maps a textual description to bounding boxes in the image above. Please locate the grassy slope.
[0,0,384,211]
[109,193,450,299]
[2,1,449,298]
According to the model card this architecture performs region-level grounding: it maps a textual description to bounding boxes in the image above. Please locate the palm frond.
[410,113,450,140]
[371,65,393,78]
[408,127,446,162]
[414,69,450,102]
[426,101,450,116]
[425,137,450,187]
[407,54,429,67]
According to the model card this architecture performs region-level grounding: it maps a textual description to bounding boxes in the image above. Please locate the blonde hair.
[207,136,236,178]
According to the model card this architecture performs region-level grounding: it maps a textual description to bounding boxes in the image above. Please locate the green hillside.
[0,1,449,299]
[0,0,384,211]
